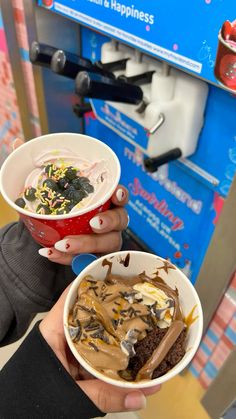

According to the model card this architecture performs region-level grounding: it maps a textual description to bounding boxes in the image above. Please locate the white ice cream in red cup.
[64,251,203,389]
[0,133,120,247]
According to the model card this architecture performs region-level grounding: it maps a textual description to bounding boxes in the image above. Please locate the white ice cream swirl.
[18,148,111,215]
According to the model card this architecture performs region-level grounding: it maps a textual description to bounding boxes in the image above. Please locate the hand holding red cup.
[0,133,121,248]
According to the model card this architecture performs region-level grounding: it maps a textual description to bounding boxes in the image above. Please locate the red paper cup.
[0,133,120,247]
[214,32,236,92]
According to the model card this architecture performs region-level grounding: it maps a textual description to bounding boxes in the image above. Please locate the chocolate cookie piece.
[128,326,187,379]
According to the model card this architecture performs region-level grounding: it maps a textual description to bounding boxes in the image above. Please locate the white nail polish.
[89,216,103,230]
[116,188,125,202]
[38,248,51,258]
[54,239,70,252]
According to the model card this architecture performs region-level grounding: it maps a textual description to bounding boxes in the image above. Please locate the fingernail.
[126,214,130,228]
[12,139,18,151]
[54,239,70,252]
[89,216,106,230]
[38,248,54,258]
[116,188,126,202]
[12,138,22,151]
[124,392,147,411]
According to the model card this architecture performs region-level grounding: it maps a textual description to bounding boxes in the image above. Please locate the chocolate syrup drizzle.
[69,254,186,382]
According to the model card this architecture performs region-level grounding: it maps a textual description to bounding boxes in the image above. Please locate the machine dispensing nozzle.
[118,71,155,86]
[144,148,182,173]
[95,58,130,73]
[75,71,144,104]
[73,103,92,118]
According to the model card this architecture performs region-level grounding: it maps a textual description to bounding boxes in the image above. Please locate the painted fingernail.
[126,214,130,228]
[38,248,54,258]
[89,216,106,230]
[54,239,70,252]
[124,392,147,411]
[116,188,126,202]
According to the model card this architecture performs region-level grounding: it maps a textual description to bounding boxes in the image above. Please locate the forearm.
[0,221,75,345]
[0,323,103,419]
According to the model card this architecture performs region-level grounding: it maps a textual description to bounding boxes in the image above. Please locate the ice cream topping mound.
[15,149,110,215]
[68,257,188,382]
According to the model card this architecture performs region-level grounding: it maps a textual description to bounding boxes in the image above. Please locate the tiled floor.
[0,195,210,418]
[140,371,209,419]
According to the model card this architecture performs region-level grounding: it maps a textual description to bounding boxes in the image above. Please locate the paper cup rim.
[64,250,203,389]
[0,133,121,220]
[218,32,236,52]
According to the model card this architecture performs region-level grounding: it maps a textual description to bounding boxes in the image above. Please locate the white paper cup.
[64,251,203,389]
[0,133,120,246]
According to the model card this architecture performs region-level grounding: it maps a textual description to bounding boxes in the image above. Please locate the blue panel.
[38,0,236,91]
[84,111,220,284]
[35,9,236,283]
[80,27,235,283]
[81,28,236,198]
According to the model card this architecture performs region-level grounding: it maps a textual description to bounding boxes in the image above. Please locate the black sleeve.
[0,221,75,346]
[0,322,104,419]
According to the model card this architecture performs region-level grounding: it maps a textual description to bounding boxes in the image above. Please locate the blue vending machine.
[34,0,236,285]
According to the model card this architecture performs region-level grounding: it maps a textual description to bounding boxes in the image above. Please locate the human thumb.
[77,379,147,413]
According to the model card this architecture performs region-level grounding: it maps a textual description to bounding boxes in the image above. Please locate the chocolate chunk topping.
[128,327,187,379]
[88,342,99,352]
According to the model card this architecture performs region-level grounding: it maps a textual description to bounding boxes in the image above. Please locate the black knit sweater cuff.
[0,322,104,419]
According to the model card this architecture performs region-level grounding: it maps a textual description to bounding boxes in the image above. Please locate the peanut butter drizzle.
[69,256,186,382]
[79,293,126,340]
[75,340,129,371]
[136,320,185,381]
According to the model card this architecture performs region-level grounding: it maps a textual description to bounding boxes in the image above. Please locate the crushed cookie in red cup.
[64,251,203,389]
[0,133,120,247]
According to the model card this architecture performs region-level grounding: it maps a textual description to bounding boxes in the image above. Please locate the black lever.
[30,41,57,68]
[144,148,182,172]
[73,103,92,118]
[118,71,155,86]
[51,50,114,79]
[75,71,143,104]
[95,58,129,72]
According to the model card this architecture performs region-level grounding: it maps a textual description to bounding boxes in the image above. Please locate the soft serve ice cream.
[68,257,187,382]
[14,149,110,215]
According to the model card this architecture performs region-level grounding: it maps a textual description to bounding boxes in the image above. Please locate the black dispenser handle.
[51,50,114,79]
[30,41,57,68]
[75,71,143,104]
[144,148,182,173]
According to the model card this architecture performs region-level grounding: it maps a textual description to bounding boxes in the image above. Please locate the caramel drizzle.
[184,305,198,330]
